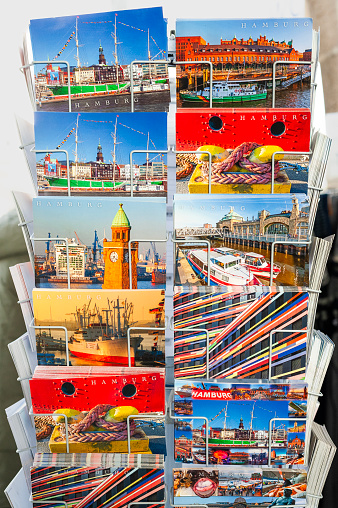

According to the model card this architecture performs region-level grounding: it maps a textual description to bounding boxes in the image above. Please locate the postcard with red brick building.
[176,18,312,109]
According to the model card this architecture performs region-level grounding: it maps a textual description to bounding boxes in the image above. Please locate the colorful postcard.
[33,196,167,289]
[174,194,309,287]
[29,7,170,112]
[33,288,165,367]
[173,467,307,505]
[30,366,165,454]
[174,379,307,466]
[174,286,308,380]
[34,112,168,196]
[32,463,165,506]
[176,109,310,194]
[176,18,312,109]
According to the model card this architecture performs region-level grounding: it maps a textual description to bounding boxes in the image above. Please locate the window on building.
[265,223,289,235]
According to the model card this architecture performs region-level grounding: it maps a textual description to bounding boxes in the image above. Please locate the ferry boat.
[152,267,166,284]
[192,452,207,464]
[36,331,65,352]
[186,249,261,286]
[213,247,281,280]
[68,296,143,365]
[179,81,267,104]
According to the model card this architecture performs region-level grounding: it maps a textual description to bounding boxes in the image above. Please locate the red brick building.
[176,35,305,71]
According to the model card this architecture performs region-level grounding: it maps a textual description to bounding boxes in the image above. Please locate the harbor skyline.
[30,7,168,73]
[33,196,167,256]
[176,17,312,52]
[174,194,308,229]
[34,112,168,167]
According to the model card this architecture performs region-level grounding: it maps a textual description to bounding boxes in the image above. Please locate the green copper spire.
[111,203,130,228]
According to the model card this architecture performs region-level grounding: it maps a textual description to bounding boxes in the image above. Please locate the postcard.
[173,467,307,505]
[176,109,310,194]
[30,366,165,454]
[176,18,312,109]
[34,112,168,196]
[174,286,308,380]
[174,194,309,287]
[33,288,165,367]
[33,196,167,289]
[32,462,165,506]
[174,379,307,466]
[29,7,170,112]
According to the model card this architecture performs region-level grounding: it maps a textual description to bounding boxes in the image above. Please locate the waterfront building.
[141,61,168,78]
[176,35,305,72]
[216,196,309,238]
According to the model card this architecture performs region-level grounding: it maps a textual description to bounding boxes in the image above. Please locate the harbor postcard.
[176,18,312,109]
[28,7,170,112]
[174,194,309,287]
[174,379,307,467]
[33,196,167,290]
[34,112,167,196]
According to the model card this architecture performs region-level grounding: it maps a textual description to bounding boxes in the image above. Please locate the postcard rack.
[7,16,333,508]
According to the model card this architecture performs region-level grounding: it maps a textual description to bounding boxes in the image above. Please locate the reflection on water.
[39,94,170,113]
[37,331,165,367]
[181,239,309,287]
[177,82,311,110]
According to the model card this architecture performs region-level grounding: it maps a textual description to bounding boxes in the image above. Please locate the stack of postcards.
[4,7,336,508]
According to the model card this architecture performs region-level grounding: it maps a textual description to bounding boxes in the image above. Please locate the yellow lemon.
[248,145,284,164]
[53,409,85,424]
[105,406,139,422]
[196,145,228,163]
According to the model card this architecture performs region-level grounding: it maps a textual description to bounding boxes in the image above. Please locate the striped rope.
[176,142,282,184]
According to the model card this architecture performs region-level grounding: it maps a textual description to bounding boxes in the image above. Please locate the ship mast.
[111,116,118,184]
[112,13,120,89]
[115,296,124,337]
[75,16,81,84]
[73,114,79,176]
[148,28,152,81]
[222,401,228,438]
[249,401,257,443]
[146,131,150,180]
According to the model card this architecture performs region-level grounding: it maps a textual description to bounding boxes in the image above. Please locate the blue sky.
[33,196,166,255]
[174,194,308,229]
[30,7,167,72]
[34,112,167,166]
[176,18,312,52]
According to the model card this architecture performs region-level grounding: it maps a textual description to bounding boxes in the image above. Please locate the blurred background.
[0,0,337,506]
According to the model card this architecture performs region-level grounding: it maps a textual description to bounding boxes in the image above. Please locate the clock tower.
[102,203,138,289]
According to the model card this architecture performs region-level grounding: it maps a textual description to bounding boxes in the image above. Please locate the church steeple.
[96,139,103,163]
[99,43,106,65]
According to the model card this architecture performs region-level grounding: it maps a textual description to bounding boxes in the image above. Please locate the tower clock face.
[109,251,119,263]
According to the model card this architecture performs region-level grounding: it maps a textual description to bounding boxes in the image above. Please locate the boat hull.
[186,255,260,286]
[37,89,170,112]
[69,338,135,366]
[249,268,279,280]
[179,92,267,103]
[152,270,166,284]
